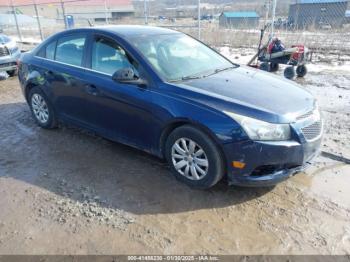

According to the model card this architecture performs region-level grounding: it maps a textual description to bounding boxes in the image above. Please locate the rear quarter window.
[36,40,56,60]
[46,41,56,60]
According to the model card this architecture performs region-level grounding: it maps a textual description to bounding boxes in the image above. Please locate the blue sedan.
[18,26,323,189]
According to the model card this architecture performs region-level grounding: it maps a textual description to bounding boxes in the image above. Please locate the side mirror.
[112,67,147,87]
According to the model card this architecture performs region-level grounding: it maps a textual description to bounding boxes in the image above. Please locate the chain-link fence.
[0,0,349,57]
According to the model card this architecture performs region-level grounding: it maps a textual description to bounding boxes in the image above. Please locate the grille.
[296,110,313,120]
[0,46,10,57]
[301,121,322,140]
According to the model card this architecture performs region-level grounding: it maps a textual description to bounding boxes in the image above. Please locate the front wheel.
[28,87,57,129]
[284,66,295,79]
[165,125,225,189]
[296,65,307,77]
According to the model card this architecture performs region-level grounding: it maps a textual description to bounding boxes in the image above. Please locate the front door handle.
[85,84,99,96]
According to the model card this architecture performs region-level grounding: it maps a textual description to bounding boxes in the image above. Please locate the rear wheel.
[284,66,295,79]
[28,87,57,129]
[165,125,225,189]
[296,65,307,77]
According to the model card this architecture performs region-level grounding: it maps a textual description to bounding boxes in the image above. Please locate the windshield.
[0,35,11,44]
[131,33,236,82]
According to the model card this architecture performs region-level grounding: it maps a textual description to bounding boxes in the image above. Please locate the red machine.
[248,33,309,79]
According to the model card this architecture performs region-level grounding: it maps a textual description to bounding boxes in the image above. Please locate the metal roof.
[221,12,259,18]
[296,0,348,4]
[0,0,132,7]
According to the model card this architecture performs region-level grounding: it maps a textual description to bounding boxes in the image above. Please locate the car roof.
[97,25,180,37]
[61,25,180,39]
[39,26,182,52]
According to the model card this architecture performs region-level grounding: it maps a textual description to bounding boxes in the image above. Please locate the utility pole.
[270,0,277,38]
[197,0,201,40]
[265,0,271,26]
[144,0,148,25]
[60,0,67,29]
[10,0,22,42]
[33,0,44,41]
[104,0,109,24]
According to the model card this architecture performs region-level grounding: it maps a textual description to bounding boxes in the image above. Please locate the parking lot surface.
[0,60,349,254]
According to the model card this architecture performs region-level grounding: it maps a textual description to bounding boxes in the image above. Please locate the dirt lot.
[0,55,349,255]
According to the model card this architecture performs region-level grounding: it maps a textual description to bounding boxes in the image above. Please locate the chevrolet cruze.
[18,26,323,189]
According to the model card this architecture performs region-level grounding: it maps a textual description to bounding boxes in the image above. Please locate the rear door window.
[45,41,56,60]
[55,35,86,67]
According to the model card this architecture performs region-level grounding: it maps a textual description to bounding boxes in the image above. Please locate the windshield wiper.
[169,74,203,82]
[205,66,236,77]
[169,66,237,83]
[182,75,203,81]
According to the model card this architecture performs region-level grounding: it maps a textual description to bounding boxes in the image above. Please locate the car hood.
[0,39,18,54]
[174,66,315,123]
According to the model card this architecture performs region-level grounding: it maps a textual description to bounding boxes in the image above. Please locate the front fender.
[151,86,247,156]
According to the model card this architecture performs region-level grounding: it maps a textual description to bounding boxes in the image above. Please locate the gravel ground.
[0,53,349,254]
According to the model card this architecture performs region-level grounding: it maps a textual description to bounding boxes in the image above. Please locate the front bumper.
[0,61,17,72]
[229,161,310,187]
[223,135,322,187]
[0,50,20,72]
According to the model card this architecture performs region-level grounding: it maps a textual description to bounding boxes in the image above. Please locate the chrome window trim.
[34,55,113,77]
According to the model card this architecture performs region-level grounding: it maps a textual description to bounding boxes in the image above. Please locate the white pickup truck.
[0,34,21,76]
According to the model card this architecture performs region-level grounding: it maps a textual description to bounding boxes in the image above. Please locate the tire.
[270,62,279,72]
[6,70,16,77]
[165,125,225,189]
[259,62,270,72]
[296,65,307,77]
[28,87,57,129]
[284,66,295,79]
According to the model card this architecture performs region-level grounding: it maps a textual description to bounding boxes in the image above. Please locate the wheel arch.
[158,119,227,172]
[24,82,38,102]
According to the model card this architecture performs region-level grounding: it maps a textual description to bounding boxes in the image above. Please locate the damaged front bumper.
[229,163,308,187]
[223,136,322,187]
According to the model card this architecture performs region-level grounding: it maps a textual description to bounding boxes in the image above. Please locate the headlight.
[224,111,291,141]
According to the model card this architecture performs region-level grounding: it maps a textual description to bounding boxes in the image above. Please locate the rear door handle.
[84,84,99,96]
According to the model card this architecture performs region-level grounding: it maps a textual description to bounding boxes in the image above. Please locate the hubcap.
[31,93,49,124]
[171,138,209,181]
